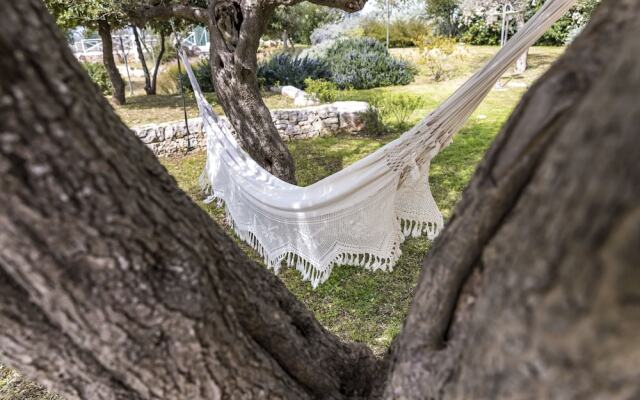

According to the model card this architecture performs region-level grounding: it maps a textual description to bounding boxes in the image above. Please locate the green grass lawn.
[1,45,564,398]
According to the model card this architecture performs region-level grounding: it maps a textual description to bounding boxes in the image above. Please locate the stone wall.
[132,101,370,157]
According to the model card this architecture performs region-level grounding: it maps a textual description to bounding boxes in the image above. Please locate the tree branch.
[277,0,367,13]
[131,4,208,25]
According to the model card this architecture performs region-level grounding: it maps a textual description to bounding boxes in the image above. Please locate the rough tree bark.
[0,2,378,399]
[97,19,126,105]
[135,0,365,184]
[384,0,640,397]
[1,0,639,400]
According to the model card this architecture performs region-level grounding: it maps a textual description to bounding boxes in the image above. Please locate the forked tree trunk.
[207,1,297,183]
[132,25,154,95]
[1,1,639,400]
[150,31,166,94]
[97,19,126,105]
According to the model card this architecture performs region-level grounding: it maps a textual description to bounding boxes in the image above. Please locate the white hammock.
[184,0,576,287]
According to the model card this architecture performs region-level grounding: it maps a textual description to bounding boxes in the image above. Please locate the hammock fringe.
[204,188,442,288]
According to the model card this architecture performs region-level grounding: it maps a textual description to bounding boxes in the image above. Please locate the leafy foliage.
[44,0,127,30]
[425,0,460,36]
[304,78,339,103]
[360,18,434,48]
[325,38,416,89]
[379,93,425,127]
[361,105,387,137]
[184,59,214,92]
[265,3,341,45]
[257,53,331,89]
[157,58,214,94]
[459,15,502,45]
[82,62,113,94]
[459,0,601,46]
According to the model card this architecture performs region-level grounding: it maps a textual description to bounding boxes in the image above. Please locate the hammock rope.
[182,0,577,287]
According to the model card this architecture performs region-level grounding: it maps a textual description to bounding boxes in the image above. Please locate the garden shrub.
[460,0,599,46]
[459,16,502,45]
[361,18,434,48]
[360,105,387,137]
[157,58,214,94]
[257,53,331,89]
[156,64,179,94]
[188,59,215,92]
[325,38,416,89]
[304,78,338,103]
[379,93,425,127]
[418,35,466,82]
[82,62,112,95]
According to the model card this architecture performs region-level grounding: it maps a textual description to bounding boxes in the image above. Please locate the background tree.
[265,3,341,47]
[128,0,367,184]
[425,0,460,36]
[44,0,128,104]
[131,21,177,96]
[1,0,639,399]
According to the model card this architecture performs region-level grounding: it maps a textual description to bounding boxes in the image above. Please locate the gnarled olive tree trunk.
[0,2,378,399]
[136,0,365,183]
[206,1,297,182]
[1,0,639,399]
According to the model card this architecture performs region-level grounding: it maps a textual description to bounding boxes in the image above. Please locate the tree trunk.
[97,19,126,105]
[1,0,639,399]
[207,1,297,183]
[384,0,640,397]
[0,1,377,399]
[132,25,154,95]
[150,31,166,94]
[514,13,528,73]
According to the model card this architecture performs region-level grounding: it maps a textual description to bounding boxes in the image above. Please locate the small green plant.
[380,94,425,127]
[360,105,387,137]
[82,62,112,95]
[304,78,338,103]
[418,35,466,82]
[423,52,449,82]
